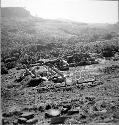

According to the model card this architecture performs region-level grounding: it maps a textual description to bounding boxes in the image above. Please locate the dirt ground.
[1,59,119,125]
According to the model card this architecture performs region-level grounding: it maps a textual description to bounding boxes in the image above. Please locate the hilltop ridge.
[1,7,31,17]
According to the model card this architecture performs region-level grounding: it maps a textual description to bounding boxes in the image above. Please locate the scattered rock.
[2,118,7,125]
[63,105,72,110]
[79,114,87,120]
[66,77,73,85]
[77,84,85,89]
[45,104,52,110]
[111,113,119,122]
[50,76,65,83]
[103,117,113,123]
[85,96,95,102]
[42,77,48,81]
[26,118,38,125]
[38,106,44,112]
[93,106,99,112]
[13,121,18,125]
[1,66,8,74]
[21,112,34,120]
[50,116,68,124]
[12,110,23,116]
[100,101,107,109]
[2,112,14,117]
[61,108,69,115]
[22,106,39,112]
[18,117,27,124]
[51,104,59,109]
[15,76,24,82]
[67,110,79,115]
[75,106,82,111]
[110,105,116,111]
[61,105,72,115]
[98,109,107,114]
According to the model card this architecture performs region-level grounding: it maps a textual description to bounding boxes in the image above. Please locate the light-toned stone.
[18,117,27,124]
[26,118,38,125]
[21,112,34,120]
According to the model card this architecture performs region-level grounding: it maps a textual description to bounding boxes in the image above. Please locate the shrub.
[101,46,117,58]
[1,62,8,74]
[5,61,16,70]
[1,67,8,74]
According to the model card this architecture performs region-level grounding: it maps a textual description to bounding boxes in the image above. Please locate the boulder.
[21,112,34,120]
[45,109,61,119]
[27,77,46,87]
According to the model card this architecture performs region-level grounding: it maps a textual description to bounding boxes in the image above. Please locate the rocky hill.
[1,7,119,61]
[1,7,31,17]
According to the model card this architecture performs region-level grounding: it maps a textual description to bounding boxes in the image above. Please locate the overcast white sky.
[1,0,118,24]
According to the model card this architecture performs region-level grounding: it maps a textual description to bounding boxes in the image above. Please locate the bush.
[1,67,8,74]
[5,61,16,70]
[102,48,114,57]
[1,62,8,74]
[101,44,119,58]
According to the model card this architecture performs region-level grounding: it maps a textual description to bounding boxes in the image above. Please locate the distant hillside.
[1,7,119,54]
[1,7,31,17]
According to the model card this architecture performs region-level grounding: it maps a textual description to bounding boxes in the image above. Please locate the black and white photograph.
[1,0,119,125]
